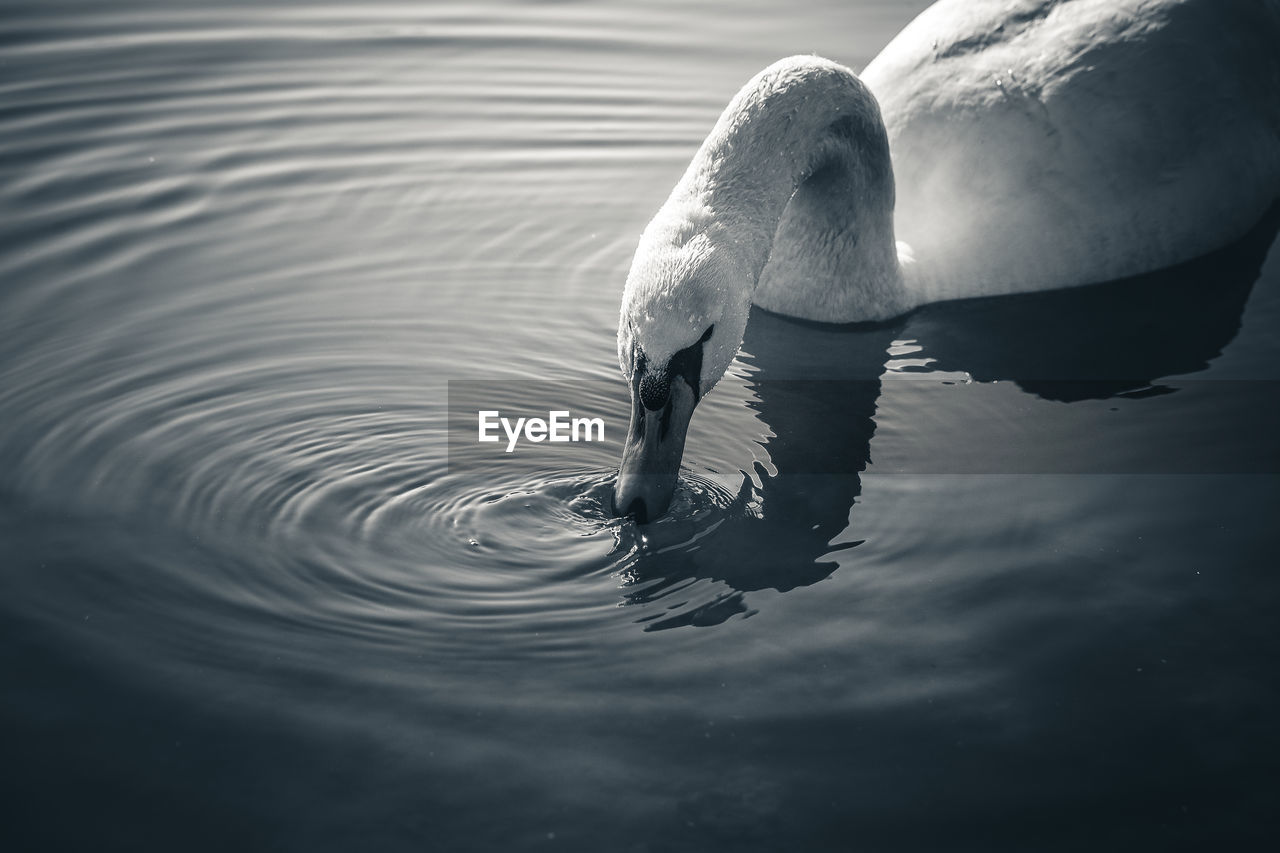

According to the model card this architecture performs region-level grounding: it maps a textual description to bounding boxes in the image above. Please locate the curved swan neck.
[660,56,907,322]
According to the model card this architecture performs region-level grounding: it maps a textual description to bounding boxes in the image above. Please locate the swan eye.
[628,325,713,416]
[664,324,715,400]
[629,340,646,379]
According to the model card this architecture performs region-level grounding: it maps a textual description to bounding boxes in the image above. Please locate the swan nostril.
[611,485,650,523]
[624,496,649,524]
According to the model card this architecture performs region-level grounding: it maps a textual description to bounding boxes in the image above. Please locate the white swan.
[613,0,1280,521]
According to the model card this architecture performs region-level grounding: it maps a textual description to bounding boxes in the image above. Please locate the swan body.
[862,0,1280,309]
[613,0,1280,521]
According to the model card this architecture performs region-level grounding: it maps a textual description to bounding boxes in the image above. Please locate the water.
[2,1,1278,849]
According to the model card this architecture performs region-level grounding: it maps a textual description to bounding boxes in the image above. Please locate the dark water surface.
[2,1,1278,850]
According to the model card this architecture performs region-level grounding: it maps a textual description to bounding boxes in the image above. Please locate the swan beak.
[612,375,698,523]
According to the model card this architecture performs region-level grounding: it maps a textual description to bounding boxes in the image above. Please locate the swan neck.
[672,58,905,320]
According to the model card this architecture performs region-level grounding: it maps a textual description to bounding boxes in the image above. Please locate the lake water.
[2,1,1278,849]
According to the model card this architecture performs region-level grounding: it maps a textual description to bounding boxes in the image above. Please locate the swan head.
[612,226,751,522]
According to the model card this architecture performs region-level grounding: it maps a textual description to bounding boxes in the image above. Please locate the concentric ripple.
[1,0,808,701]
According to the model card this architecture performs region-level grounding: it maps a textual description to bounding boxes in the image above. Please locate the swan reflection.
[616,208,1277,629]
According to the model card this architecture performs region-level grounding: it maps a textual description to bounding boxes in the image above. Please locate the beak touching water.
[612,373,698,523]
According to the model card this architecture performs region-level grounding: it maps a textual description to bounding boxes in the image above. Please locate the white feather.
[619,0,1280,396]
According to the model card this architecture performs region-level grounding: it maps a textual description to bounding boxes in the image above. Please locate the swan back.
[862,0,1280,303]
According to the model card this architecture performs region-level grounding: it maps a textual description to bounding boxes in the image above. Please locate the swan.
[612,0,1280,521]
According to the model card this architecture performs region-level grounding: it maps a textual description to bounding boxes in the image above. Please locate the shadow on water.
[910,201,1280,401]
[620,204,1279,629]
